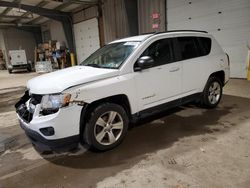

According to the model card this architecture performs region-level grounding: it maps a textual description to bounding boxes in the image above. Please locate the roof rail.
[155,30,208,34]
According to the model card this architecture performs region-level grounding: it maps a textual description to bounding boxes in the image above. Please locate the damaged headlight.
[40,93,71,115]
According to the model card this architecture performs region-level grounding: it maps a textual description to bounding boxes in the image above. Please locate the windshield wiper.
[85,64,101,68]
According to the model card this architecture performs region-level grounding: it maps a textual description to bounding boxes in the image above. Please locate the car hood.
[27,66,120,94]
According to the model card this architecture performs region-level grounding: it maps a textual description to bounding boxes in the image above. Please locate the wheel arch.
[209,70,225,86]
[79,94,131,142]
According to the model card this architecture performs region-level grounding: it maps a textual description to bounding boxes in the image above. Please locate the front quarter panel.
[65,74,138,114]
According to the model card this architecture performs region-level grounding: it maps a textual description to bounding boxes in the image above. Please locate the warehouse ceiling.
[0,0,98,27]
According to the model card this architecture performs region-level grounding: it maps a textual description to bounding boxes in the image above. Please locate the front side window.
[139,38,174,67]
[81,42,140,69]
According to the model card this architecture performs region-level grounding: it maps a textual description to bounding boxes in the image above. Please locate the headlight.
[40,93,71,115]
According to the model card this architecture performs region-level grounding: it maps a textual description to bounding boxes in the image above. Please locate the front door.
[134,38,182,111]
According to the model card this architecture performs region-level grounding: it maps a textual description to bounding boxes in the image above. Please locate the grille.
[16,91,42,123]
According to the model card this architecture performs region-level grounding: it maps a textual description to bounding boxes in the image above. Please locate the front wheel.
[27,64,32,72]
[201,77,223,108]
[83,103,129,151]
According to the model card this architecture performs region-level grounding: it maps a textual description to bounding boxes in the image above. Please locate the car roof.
[110,30,209,43]
[110,34,153,43]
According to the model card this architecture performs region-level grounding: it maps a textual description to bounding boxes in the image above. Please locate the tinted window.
[177,37,201,60]
[176,37,212,61]
[198,37,211,56]
[140,38,174,66]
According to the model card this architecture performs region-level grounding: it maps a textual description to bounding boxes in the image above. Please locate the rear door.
[175,36,211,96]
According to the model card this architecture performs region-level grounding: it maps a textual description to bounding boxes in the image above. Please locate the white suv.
[16,30,230,151]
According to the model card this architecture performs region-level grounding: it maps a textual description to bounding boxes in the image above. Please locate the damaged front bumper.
[15,90,82,151]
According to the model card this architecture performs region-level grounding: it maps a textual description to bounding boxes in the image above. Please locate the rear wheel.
[83,103,129,151]
[201,77,223,108]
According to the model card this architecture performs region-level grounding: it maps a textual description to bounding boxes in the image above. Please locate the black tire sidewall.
[27,64,32,72]
[202,77,223,108]
[84,103,129,151]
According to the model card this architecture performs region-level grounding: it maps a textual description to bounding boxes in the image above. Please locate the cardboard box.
[43,43,49,50]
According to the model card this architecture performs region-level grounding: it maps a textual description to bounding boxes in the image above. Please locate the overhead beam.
[28,16,46,24]
[28,1,72,24]
[0,15,31,19]
[0,1,71,21]
[0,0,75,52]
[0,0,21,21]
[0,22,40,27]
[65,0,98,5]
[12,0,50,23]
[54,1,73,10]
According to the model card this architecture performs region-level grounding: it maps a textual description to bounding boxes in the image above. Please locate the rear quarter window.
[198,37,212,56]
[176,36,211,61]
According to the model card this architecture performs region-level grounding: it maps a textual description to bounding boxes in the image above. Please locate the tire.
[27,64,32,72]
[8,69,12,74]
[201,77,223,108]
[83,103,129,151]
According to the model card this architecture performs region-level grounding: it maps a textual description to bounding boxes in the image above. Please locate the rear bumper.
[19,118,79,151]
[12,64,28,69]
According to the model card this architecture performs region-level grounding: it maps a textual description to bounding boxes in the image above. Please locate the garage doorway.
[74,18,100,64]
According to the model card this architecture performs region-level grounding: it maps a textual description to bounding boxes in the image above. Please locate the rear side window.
[198,37,211,56]
[176,36,211,61]
[176,37,201,60]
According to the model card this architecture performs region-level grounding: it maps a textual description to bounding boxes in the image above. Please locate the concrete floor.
[0,70,38,90]
[0,70,250,188]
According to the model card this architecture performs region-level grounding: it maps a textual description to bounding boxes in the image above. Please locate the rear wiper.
[85,64,101,68]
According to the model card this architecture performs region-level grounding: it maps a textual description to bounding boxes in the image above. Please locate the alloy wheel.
[94,111,124,145]
[208,81,221,104]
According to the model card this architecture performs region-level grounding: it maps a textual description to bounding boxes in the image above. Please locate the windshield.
[81,41,140,69]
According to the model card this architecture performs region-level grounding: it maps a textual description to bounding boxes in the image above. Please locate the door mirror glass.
[135,56,154,71]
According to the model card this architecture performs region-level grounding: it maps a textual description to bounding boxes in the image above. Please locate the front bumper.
[19,118,79,151]
[16,91,83,151]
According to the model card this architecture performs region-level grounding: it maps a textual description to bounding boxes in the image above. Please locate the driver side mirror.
[135,56,154,71]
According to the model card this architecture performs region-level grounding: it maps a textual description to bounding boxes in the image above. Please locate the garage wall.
[0,29,8,65]
[138,0,166,34]
[73,1,131,44]
[102,0,130,43]
[167,0,250,78]
[41,20,68,47]
[72,6,98,24]
[3,28,36,62]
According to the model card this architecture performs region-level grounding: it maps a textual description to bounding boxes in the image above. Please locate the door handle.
[169,67,180,72]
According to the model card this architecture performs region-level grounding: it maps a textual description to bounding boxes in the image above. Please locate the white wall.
[2,28,36,63]
[167,0,250,78]
[74,18,100,64]
[41,20,68,47]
